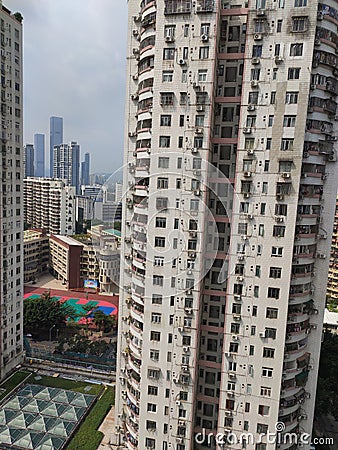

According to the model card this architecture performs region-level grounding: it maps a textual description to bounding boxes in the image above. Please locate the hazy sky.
[5,0,127,174]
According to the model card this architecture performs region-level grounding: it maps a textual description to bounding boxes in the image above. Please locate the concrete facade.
[115,1,338,449]
[0,4,24,378]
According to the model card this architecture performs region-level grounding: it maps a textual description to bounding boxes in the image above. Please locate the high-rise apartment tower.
[53,141,80,194]
[81,152,90,186]
[49,116,63,177]
[34,133,45,177]
[115,1,338,449]
[24,144,34,177]
[0,4,24,379]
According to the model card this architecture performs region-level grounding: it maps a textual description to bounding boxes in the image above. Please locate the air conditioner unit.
[132,74,138,80]
[282,172,291,178]
[247,149,254,155]
[132,48,139,55]
[189,231,197,238]
[259,331,266,338]
[234,294,242,300]
[195,127,203,134]
[275,216,284,223]
[276,194,284,200]
[182,365,189,371]
[191,147,198,154]
[228,373,236,379]
[247,104,256,111]
[194,189,201,196]
[256,8,266,15]
[317,253,326,259]
[233,314,241,320]
[252,57,260,64]
[193,169,201,176]
[310,84,316,90]
[243,127,252,134]
[185,308,193,315]
[243,192,250,198]
[236,275,244,282]
[178,326,183,332]
[201,33,209,42]
[133,30,139,37]
[165,35,175,43]
[251,80,259,87]
[228,391,235,397]
[196,105,204,111]
[238,255,245,261]
[178,420,186,426]
[188,252,196,259]
[254,33,263,40]
[183,346,189,352]
[275,56,283,63]
[178,59,186,65]
[232,335,239,340]
[244,171,251,177]
[317,12,323,20]
[176,400,181,406]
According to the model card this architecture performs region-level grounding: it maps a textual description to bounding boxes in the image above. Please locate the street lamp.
[49,324,56,342]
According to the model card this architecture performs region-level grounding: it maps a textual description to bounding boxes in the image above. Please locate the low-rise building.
[49,235,83,289]
[324,308,338,334]
[23,229,49,283]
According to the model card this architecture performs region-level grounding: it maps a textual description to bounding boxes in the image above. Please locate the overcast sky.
[5,0,127,174]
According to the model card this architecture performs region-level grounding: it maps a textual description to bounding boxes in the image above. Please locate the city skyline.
[5,0,127,174]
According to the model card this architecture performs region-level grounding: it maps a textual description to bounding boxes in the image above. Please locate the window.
[252,306,257,317]
[164,24,175,37]
[268,115,274,127]
[294,0,307,6]
[290,43,303,56]
[277,19,283,32]
[258,224,264,237]
[271,246,283,257]
[159,136,170,147]
[269,267,282,279]
[148,386,158,395]
[252,45,262,57]
[273,225,285,237]
[180,92,188,105]
[265,327,277,339]
[150,331,161,341]
[162,70,173,82]
[258,405,270,416]
[288,67,301,80]
[262,367,273,377]
[158,157,169,169]
[251,68,260,81]
[260,203,266,215]
[263,347,275,358]
[145,438,155,448]
[199,47,209,59]
[160,92,174,105]
[260,386,272,397]
[190,199,199,211]
[266,307,278,318]
[156,197,168,209]
[262,182,268,194]
[275,204,287,216]
[198,69,207,82]
[292,16,308,32]
[156,217,167,228]
[283,115,296,127]
[146,420,157,431]
[248,91,259,104]
[160,115,172,126]
[155,237,165,247]
[152,295,162,305]
[163,48,175,60]
[193,157,202,169]
[270,91,276,104]
[157,177,169,189]
[151,313,162,323]
[281,138,294,151]
[154,256,164,266]
[153,275,164,286]
[285,92,298,104]
[254,286,260,298]
[274,43,280,56]
[147,403,157,412]
[272,68,278,80]
[148,368,160,379]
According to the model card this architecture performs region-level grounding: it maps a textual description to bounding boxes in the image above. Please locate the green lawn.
[0,371,31,402]
[31,374,103,396]
[67,386,115,450]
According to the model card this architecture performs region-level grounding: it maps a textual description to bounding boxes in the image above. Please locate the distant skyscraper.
[53,141,80,194]
[24,144,34,178]
[115,182,123,203]
[49,116,63,177]
[34,133,45,177]
[81,152,90,186]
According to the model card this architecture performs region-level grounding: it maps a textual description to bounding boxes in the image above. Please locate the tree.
[93,310,115,333]
[24,292,76,332]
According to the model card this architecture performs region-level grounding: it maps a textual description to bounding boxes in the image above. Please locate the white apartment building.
[24,178,76,235]
[0,5,24,378]
[115,1,338,449]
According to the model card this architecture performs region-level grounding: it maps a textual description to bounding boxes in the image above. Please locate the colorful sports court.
[24,293,118,324]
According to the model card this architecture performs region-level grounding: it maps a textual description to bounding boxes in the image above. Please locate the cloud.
[5,0,127,174]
